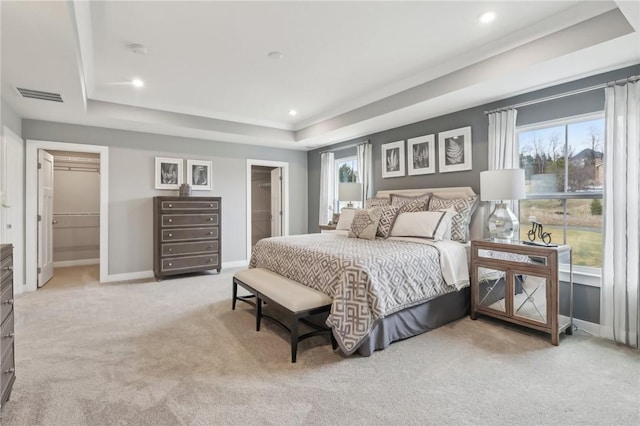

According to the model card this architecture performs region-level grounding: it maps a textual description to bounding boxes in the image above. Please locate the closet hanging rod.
[484,75,639,115]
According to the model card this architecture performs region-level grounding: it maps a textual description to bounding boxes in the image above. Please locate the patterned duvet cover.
[249,233,463,355]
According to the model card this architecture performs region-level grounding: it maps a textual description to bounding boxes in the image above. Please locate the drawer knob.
[168,263,173,266]
[168,233,173,237]
[168,204,173,207]
[209,218,214,221]
[210,204,214,207]
[168,248,173,252]
[3,333,14,339]
[168,219,173,223]
[209,231,214,235]
[4,368,15,374]
[2,266,12,272]
[4,299,13,305]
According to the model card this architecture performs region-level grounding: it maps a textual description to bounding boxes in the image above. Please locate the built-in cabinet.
[153,197,222,279]
[0,244,15,409]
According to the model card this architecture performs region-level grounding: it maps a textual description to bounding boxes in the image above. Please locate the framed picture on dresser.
[155,157,183,190]
[187,159,213,191]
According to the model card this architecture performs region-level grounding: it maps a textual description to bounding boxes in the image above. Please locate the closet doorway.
[246,159,289,260]
[26,141,109,291]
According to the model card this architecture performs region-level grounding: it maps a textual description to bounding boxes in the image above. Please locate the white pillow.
[390,211,452,241]
[336,208,357,230]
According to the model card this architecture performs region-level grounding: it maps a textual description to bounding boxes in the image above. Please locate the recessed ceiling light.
[132,78,144,88]
[289,109,297,116]
[479,11,496,24]
[268,51,285,60]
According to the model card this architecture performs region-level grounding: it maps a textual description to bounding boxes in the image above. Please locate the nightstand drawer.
[161,213,218,227]
[1,311,14,361]
[162,227,219,242]
[0,285,13,326]
[0,257,12,287]
[161,241,218,257]
[0,345,15,402]
[161,200,219,211]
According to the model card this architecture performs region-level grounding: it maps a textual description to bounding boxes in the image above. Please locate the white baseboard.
[573,318,600,337]
[103,270,155,283]
[222,260,249,269]
[54,258,99,268]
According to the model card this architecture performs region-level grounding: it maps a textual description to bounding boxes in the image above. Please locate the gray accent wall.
[22,120,308,275]
[307,64,640,325]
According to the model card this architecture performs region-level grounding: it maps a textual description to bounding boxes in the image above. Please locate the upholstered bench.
[232,268,336,363]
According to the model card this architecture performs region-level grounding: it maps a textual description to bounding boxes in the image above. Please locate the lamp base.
[488,202,519,241]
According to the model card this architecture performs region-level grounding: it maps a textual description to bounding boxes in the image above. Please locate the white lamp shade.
[338,182,362,202]
[480,169,526,201]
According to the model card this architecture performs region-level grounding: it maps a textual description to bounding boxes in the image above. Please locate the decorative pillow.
[390,192,432,207]
[428,195,479,242]
[336,208,357,230]
[348,209,381,240]
[366,197,390,209]
[374,205,400,238]
[390,211,453,241]
[396,198,429,214]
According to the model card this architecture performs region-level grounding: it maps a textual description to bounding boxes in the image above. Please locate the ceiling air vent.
[16,87,63,103]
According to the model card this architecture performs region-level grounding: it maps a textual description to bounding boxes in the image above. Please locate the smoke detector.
[128,43,148,55]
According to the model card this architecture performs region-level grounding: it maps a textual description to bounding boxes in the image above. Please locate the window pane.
[565,199,603,267]
[519,125,566,193]
[567,119,604,192]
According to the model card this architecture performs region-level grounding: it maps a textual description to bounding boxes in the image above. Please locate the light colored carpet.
[1,265,638,425]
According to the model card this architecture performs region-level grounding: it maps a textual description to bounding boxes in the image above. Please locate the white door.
[2,127,25,293]
[38,150,54,287]
[270,167,282,237]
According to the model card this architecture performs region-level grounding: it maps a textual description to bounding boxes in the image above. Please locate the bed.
[249,187,487,356]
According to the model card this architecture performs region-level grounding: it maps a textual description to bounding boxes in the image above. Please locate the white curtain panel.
[601,80,640,348]
[487,109,519,214]
[319,152,335,225]
[488,109,518,170]
[357,141,373,203]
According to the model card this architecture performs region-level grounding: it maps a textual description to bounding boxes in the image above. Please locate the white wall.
[22,120,308,276]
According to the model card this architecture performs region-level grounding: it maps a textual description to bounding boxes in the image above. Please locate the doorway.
[246,159,289,260]
[26,140,109,291]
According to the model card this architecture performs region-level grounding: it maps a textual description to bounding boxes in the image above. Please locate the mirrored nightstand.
[470,239,573,345]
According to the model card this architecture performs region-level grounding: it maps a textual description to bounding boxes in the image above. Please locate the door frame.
[246,159,289,260]
[26,140,109,290]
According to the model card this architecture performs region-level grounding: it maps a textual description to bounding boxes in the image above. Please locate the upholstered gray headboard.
[374,186,487,241]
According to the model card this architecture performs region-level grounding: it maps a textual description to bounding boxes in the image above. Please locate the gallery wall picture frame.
[407,134,436,176]
[186,159,213,191]
[438,126,472,173]
[381,140,405,178]
[155,157,183,190]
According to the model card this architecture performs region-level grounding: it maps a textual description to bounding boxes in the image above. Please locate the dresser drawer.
[0,256,12,288]
[162,227,219,242]
[162,254,219,272]
[0,344,15,403]
[161,213,218,227]
[161,200,219,211]
[0,285,13,326]
[1,311,14,361]
[162,241,218,257]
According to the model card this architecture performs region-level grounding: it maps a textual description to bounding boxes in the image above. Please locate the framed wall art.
[155,157,183,190]
[381,140,405,178]
[407,134,436,175]
[186,159,213,191]
[438,126,472,173]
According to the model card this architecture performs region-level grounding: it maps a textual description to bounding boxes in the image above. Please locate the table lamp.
[338,182,362,208]
[480,169,526,240]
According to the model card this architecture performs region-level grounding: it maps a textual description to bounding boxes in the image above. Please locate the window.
[335,156,360,211]
[518,113,603,280]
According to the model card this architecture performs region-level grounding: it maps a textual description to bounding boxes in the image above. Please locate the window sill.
[560,264,601,288]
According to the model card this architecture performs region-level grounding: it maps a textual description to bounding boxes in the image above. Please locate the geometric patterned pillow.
[366,197,390,209]
[390,192,432,207]
[348,208,381,240]
[428,195,479,242]
[374,205,400,238]
[396,198,429,214]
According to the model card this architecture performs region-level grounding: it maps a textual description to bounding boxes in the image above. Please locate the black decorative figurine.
[527,221,552,245]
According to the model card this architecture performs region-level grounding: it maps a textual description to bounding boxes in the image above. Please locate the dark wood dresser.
[0,244,15,410]
[153,196,222,279]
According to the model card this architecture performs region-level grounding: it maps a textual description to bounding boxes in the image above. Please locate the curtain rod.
[320,140,369,155]
[484,75,639,115]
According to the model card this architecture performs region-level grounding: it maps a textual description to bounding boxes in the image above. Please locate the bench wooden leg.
[256,296,262,332]
[232,280,238,310]
[291,315,300,363]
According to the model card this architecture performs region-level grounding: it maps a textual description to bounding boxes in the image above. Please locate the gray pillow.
[396,198,429,213]
[365,197,390,209]
[348,209,381,240]
[390,192,432,207]
[428,195,479,242]
[374,205,400,238]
